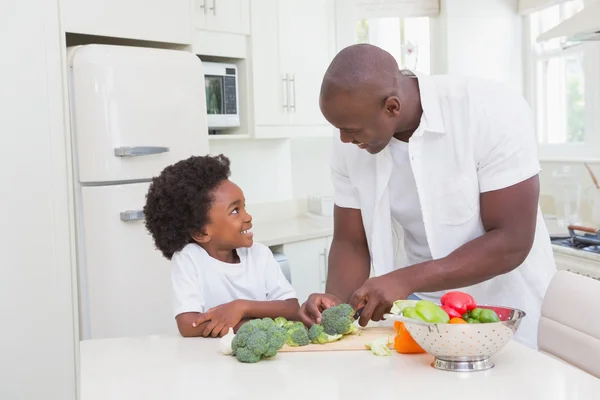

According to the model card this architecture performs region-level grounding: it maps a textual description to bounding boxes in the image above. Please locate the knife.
[353,307,364,320]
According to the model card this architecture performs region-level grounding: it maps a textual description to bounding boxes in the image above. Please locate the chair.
[538,270,600,378]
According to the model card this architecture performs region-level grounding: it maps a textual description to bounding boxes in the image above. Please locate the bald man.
[298,44,556,349]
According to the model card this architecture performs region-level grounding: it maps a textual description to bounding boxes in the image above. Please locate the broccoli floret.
[286,324,310,346]
[308,324,343,344]
[321,303,357,336]
[231,318,287,363]
[274,317,288,328]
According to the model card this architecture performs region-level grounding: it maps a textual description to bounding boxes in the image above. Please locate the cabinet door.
[322,235,333,292]
[284,237,328,304]
[61,0,192,44]
[80,183,179,339]
[280,0,335,126]
[193,0,208,29]
[250,0,289,126]
[205,0,250,34]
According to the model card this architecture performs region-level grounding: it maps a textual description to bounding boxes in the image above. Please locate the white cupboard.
[61,0,193,44]
[194,0,250,34]
[250,0,336,138]
[2,0,77,398]
[284,236,332,303]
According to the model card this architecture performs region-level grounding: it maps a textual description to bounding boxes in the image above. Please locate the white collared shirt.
[330,72,557,349]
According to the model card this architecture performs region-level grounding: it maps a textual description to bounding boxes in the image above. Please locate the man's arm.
[399,174,539,293]
[176,298,300,337]
[352,175,539,324]
[326,205,372,302]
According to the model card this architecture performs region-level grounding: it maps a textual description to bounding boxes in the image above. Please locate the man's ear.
[191,228,210,244]
[384,96,401,117]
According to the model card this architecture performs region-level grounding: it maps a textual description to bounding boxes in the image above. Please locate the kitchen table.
[80,335,600,400]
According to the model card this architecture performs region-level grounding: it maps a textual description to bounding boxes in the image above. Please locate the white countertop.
[80,335,600,399]
[252,214,333,246]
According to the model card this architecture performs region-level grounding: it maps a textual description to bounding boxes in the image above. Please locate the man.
[298,44,556,349]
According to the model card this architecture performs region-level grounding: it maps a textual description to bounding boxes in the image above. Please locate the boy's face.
[196,179,253,249]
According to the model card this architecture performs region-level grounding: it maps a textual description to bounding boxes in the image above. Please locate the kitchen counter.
[252,214,333,246]
[80,335,600,399]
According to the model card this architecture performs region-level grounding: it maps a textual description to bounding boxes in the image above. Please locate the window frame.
[523,7,600,162]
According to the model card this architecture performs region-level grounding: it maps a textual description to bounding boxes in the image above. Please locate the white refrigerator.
[67,44,209,340]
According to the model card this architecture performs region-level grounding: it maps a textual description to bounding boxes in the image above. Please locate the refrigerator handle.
[114,146,170,157]
[120,210,145,222]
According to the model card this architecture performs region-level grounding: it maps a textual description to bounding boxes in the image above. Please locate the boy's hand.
[192,300,247,337]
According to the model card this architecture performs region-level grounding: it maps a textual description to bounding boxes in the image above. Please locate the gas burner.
[582,246,600,254]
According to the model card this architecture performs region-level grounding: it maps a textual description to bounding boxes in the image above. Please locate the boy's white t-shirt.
[170,242,297,317]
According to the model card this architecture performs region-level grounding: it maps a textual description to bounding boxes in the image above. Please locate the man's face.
[320,93,397,154]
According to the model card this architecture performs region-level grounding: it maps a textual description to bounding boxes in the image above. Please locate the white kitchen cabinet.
[284,237,329,304]
[61,0,193,44]
[250,0,336,137]
[194,0,250,34]
[2,0,77,398]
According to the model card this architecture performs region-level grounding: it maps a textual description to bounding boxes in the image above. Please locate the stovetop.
[551,233,600,254]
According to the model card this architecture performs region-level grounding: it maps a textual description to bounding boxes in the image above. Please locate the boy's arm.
[238,298,300,321]
[177,298,300,338]
[176,312,250,338]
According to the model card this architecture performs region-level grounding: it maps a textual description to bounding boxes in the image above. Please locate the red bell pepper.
[441,305,462,319]
[440,291,477,315]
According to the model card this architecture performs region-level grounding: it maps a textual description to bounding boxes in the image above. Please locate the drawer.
[68,45,209,183]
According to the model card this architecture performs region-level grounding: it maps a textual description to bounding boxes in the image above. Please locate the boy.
[143,154,299,338]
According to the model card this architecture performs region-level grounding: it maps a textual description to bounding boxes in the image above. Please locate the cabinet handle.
[282,75,288,111]
[120,210,144,222]
[289,74,296,112]
[114,146,169,157]
[319,248,327,286]
[210,0,216,15]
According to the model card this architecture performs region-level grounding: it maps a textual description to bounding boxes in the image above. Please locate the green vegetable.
[286,323,310,347]
[463,308,500,324]
[322,304,358,336]
[366,336,392,356]
[402,301,450,324]
[231,318,287,363]
[308,324,343,344]
[390,300,419,315]
[274,317,288,328]
[466,318,481,324]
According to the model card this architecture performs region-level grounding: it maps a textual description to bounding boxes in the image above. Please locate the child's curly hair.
[143,154,231,260]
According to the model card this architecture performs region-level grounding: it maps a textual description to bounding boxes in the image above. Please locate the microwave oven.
[202,61,240,129]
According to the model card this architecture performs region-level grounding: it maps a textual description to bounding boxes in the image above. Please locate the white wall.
[0,0,78,398]
[209,139,294,204]
[290,137,334,199]
[431,0,523,92]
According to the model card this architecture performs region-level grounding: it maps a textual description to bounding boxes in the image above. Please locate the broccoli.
[321,303,358,336]
[308,324,343,344]
[274,317,288,328]
[285,323,310,346]
[231,318,287,363]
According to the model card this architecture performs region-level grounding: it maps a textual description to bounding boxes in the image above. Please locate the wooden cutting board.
[279,327,395,352]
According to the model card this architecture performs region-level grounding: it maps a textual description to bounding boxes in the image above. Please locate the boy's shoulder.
[240,242,272,259]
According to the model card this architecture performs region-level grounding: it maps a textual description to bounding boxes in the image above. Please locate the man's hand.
[192,300,246,338]
[298,293,342,327]
[349,273,412,327]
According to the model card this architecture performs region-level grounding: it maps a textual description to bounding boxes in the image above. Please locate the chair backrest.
[538,270,600,378]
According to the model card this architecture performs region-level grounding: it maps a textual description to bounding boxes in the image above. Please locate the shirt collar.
[410,70,445,136]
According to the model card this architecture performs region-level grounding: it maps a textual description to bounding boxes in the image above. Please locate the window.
[525,0,599,160]
[355,17,431,74]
